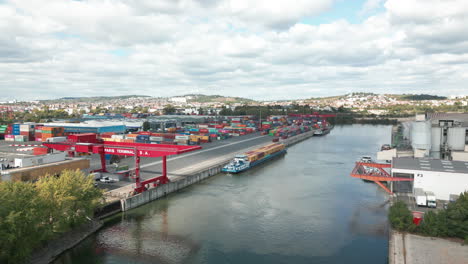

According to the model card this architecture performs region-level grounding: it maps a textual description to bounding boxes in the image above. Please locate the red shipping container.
[199,129,209,133]
[138,131,152,135]
[33,147,49,155]
[163,133,176,139]
[68,133,98,143]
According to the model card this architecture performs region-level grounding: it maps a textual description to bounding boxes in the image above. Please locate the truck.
[425,191,437,208]
[414,188,427,207]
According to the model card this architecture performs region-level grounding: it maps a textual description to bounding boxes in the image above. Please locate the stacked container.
[12,124,20,135]
[19,124,35,141]
[174,135,189,145]
[41,127,64,142]
[4,134,15,141]
[245,143,285,162]
[14,135,27,142]
[136,134,150,143]
[0,125,8,139]
[35,125,43,141]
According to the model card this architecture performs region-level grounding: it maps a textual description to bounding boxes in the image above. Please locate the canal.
[55,125,391,264]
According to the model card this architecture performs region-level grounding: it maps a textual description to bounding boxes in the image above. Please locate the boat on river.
[222,143,286,173]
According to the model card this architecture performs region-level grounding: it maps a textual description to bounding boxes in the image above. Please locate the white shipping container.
[175,135,189,140]
[14,152,66,168]
[111,135,125,139]
[20,124,33,131]
[45,137,67,143]
[150,136,163,141]
[14,135,25,139]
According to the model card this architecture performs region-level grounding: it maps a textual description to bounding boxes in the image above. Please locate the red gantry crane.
[350,161,413,194]
[42,133,201,193]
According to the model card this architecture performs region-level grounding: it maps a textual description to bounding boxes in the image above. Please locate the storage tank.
[411,121,431,150]
[431,127,442,152]
[447,127,466,151]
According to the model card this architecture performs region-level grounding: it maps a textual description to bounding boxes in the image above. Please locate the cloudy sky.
[1,0,467,101]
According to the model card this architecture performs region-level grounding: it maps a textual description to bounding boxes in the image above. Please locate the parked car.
[360,156,373,163]
[381,144,392,151]
[99,176,118,183]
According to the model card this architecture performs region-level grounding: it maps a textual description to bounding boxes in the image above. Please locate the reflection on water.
[55,125,391,264]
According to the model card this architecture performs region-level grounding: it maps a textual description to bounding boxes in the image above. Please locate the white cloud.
[0,0,468,101]
[359,0,384,16]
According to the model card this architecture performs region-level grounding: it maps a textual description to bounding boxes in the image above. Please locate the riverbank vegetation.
[389,193,468,244]
[0,170,103,263]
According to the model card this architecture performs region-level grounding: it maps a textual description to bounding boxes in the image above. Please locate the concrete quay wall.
[121,163,224,211]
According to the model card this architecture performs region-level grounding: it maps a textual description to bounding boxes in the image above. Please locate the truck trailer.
[414,188,427,207]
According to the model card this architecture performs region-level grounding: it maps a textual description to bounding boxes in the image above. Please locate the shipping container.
[68,133,97,143]
[45,137,67,143]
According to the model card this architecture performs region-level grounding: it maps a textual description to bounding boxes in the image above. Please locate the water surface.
[55,125,391,264]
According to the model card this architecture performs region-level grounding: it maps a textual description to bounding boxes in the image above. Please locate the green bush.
[389,201,415,231]
[389,192,468,241]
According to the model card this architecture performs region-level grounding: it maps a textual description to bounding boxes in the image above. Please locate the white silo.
[431,127,442,152]
[447,127,466,151]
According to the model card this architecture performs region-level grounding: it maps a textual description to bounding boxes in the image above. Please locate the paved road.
[96,132,273,189]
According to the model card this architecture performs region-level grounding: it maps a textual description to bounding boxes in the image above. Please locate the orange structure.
[350,162,413,194]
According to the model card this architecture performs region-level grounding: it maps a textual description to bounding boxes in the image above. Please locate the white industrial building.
[378,113,468,161]
[391,157,468,201]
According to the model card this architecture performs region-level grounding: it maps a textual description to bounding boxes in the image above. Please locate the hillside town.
[1,93,468,119]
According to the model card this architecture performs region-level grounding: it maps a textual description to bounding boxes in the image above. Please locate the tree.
[219,106,233,116]
[142,121,150,131]
[36,170,103,232]
[163,104,176,115]
[0,182,47,263]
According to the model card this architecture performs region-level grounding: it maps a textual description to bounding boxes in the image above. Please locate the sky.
[1,0,468,101]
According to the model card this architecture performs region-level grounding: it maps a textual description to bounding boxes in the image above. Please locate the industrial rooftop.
[392,157,468,174]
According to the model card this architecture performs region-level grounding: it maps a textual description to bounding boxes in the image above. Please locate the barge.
[222,143,286,173]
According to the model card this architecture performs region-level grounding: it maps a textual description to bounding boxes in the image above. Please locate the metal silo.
[431,127,442,152]
[411,121,431,150]
[447,127,466,151]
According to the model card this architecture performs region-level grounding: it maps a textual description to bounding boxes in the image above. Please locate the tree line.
[0,170,103,263]
[389,192,468,244]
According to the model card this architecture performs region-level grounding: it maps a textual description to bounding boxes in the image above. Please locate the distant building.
[170,97,187,103]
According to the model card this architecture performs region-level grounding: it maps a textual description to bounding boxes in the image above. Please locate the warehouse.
[391,157,468,200]
[43,121,126,134]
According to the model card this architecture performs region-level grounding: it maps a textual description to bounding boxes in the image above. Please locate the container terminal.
[0,113,334,212]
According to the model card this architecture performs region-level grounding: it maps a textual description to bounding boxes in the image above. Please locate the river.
[54,124,391,264]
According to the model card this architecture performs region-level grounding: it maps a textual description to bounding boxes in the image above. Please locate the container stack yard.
[0,113,335,184]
